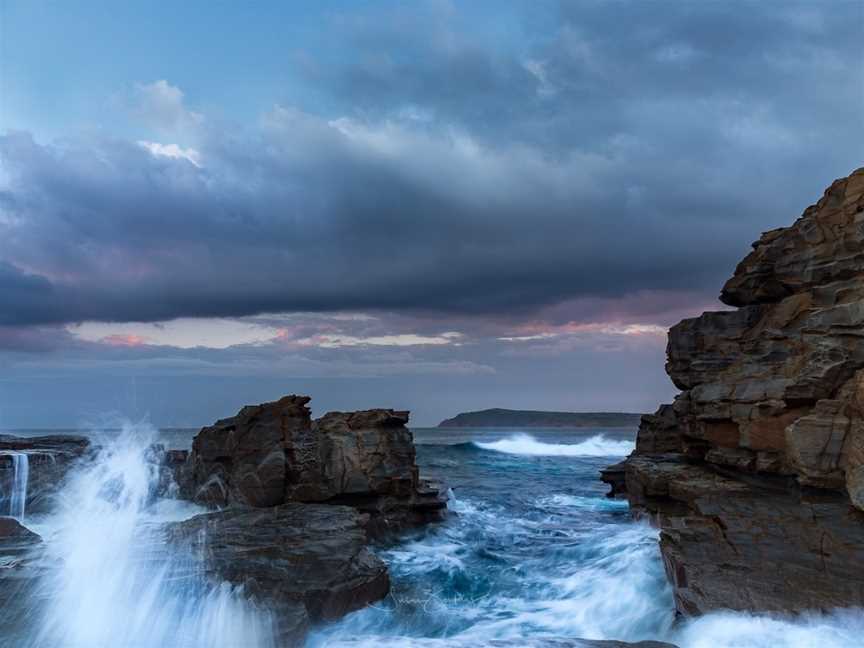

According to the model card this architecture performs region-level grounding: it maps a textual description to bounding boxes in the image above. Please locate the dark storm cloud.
[0,1,861,328]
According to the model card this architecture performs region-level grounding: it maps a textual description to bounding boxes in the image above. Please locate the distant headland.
[437,408,643,428]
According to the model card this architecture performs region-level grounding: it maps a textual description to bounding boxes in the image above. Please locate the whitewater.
[2,425,862,647]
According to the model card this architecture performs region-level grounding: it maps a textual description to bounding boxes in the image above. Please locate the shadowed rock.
[0,518,45,634]
[603,167,864,615]
[166,503,389,647]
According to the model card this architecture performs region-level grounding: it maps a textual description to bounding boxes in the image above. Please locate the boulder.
[605,167,864,615]
[165,503,389,647]
[181,396,447,533]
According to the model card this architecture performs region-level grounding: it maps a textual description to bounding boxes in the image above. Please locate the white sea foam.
[536,493,629,512]
[475,433,633,457]
[673,608,864,648]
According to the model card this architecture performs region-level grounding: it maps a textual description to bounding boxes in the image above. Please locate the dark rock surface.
[181,395,447,534]
[0,518,45,630]
[0,435,92,514]
[166,503,389,647]
[603,167,864,615]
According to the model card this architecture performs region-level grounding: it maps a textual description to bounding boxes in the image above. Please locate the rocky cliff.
[603,167,864,615]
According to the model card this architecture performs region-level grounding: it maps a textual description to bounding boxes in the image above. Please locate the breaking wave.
[473,433,633,457]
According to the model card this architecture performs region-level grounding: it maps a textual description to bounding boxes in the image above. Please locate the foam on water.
[474,433,634,457]
[673,609,864,648]
[6,424,862,647]
[24,422,276,648]
[535,493,630,512]
[309,490,674,646]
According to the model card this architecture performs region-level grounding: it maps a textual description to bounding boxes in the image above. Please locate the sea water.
[309,427,864,648]
[3,425,863,647]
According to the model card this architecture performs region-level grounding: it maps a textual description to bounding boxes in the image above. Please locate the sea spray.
[28,422,276,648]
[10,452,29,520]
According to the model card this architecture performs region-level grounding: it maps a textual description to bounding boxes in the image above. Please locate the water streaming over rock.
[9,452,29,520]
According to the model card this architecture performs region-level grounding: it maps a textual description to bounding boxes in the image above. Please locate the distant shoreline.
[438,408,644,428]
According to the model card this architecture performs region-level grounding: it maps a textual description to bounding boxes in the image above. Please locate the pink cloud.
[100,334,150,347]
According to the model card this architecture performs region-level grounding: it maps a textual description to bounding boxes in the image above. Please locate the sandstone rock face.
[0,435,92,514]
[604,168,864,615]
[166,503,389,647]
[182,395,447,533]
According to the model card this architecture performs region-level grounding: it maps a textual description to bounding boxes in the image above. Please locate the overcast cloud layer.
[0,0,861,426]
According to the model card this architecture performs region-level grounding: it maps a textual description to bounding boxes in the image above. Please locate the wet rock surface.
[604,167,864,615]
[0,518,46,632]
[0,435,92,514]
[166,503,389,647]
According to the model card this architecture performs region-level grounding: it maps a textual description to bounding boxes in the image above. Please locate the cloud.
[138,141,201,167]
[131,80,203,133]
[0,2,860,331]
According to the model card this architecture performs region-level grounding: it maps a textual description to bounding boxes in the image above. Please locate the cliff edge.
[603,167,864,615]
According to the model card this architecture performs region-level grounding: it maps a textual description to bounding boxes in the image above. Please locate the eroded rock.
[166,503,389,647]
[182,396,447,533]
[605,167,864,615]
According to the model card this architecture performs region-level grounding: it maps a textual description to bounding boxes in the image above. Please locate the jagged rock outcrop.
[164,394,447,644]
[603,168,864,615]
[180,395,447,534]
[166,503,388,647]
[0,435,92,514]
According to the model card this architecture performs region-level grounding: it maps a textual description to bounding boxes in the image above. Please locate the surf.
[473,433,634,457]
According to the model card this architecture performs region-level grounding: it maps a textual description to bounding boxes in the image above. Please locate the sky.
[0,0,862,428]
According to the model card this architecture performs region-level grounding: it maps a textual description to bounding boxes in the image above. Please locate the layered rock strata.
[166,394,447,644]
[603,168,864,614]
[180,395,447,534]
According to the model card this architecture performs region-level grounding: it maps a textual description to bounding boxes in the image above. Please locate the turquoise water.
[310,427,675,645]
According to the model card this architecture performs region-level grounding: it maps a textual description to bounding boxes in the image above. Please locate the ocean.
[3,425,863,647]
